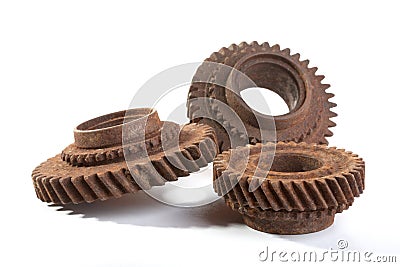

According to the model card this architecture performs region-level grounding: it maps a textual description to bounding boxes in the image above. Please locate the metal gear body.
[187,41,337,151]
[213,142,365,234]
[32,108,217,205]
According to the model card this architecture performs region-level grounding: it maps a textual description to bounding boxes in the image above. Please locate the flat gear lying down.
[213,142,365,234]
[32,108,217,205]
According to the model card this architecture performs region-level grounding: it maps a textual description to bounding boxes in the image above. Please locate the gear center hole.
[270,153,322,172]
[241,61,302,116]
[240,87,289,116]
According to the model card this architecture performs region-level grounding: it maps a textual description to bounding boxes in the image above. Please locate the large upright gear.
[32,108,217,205]
[213,142,365,234]
[187,41,337,151]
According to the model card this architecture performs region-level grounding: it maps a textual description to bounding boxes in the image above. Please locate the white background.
[1,1,399,266]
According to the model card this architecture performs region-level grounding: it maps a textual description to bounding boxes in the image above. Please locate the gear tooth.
[294,181,317,210]
[218,47,230,55]
[250,41,259,47]
[354,167,365,189]
[350,170,364,193]
[326,92,335,99]
[261,42,271,48]
[186,144,208,168]
[209,52,222,61]
[321,84,331,90]
[42,176,61,204]
[271,44,280,51]
[328,120,337,127]
[113,169,140,193]
[135,163,161,188]
[316,75,325,82]
[60,152,67,162]
[329,111,338,118]
[36,175,51,202]
[282,181,304,211]
[86,154,95,164]
[269,180,291,211]
[228,43,238,51]
[252,187,271,210]
[291,53,301,61]
[325,178,348,207]
[325,129,333,137]
[301,59,310,67]
[84,174,111,201]
[77,155,85,164]
[72,175,100,202]
[50,177,71,204]
[309,66,318,74]
[261,181,282,211]
[304,181,329,210]
[219,171,233,197]
[242,177,259,207]
[238,41,249,48]
[95,152,106,162]
[199,137,217,162]
[335,175,355,203]
[180,149,201,172]
[343,173,360,197]
[329,102,337,108]
[282,48,290,55]
[59,176,84,204]
[315,179,338,208]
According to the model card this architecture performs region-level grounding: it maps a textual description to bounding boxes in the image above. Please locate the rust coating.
[187,41,337,151]
[213,142,365,234]
[32,109,217,205]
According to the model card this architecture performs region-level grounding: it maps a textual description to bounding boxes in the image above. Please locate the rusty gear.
[187,41,337,151]
[32,109,217,205]
[213,142,365,234]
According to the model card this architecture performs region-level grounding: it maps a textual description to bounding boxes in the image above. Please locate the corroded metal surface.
[187,41,337,151]
[32,108,217,204]
[213,142,365,234]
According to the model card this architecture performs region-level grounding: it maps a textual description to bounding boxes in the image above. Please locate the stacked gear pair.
[187,41,365,234]
[32,108,217,205]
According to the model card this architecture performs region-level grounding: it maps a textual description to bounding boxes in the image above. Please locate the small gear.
[213,142,365,234]
[32,109,218,205]
[187,41,337,151]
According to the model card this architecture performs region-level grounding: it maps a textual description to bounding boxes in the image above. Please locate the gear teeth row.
[213,142,365,213]
[226,199,338,220]
[33,166,141,204]
[61,146,124,166]
[32,123,218,205]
